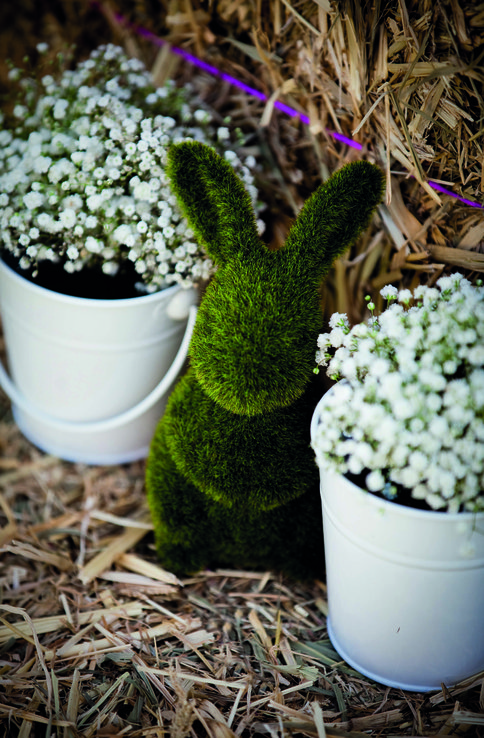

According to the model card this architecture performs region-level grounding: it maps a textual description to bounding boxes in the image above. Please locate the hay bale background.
[1,2,484,736]
[1,0,483,321]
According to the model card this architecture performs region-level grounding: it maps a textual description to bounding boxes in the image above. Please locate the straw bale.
[141,0,483,322]
[1,2,484,735]
[2,2,483,324]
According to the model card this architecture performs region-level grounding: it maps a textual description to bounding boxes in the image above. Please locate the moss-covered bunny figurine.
[146,141,384,579]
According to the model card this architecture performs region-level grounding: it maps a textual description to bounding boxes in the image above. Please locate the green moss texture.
[146,141,385,579]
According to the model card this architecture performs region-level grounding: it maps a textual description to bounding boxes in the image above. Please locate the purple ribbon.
[95,3,483,208]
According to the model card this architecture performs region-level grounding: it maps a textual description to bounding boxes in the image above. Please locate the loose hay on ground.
[0,404,483,736]
[1,1,484,735]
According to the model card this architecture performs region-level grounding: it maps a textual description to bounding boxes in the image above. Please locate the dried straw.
[136,0,484,322]
[1,414,483,736]
[2,1,484,323]
[1,2,484,735]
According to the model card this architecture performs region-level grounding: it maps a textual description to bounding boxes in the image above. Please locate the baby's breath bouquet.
[0,44,264,296]
[312,273,484,513]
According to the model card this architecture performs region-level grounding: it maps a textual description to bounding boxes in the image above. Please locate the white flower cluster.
[0,44,264,293]
[312,274,484,513]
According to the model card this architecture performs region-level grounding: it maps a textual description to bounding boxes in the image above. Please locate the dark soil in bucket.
[345,469,439,513]
[0,250,143,300]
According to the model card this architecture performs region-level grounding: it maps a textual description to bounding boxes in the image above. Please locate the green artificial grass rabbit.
[146,141,385,579]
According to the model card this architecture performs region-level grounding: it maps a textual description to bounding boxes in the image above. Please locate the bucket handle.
[0,306,197,434]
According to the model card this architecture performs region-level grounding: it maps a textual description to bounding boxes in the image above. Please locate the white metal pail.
[311,394,484,692]
[0,258,197,464]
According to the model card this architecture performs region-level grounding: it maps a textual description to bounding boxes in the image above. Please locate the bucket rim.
[0,256,181,308]
[311,391,484,524]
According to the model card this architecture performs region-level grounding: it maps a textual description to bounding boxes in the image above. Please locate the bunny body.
[147,367,324,577]
[146,141,384,579]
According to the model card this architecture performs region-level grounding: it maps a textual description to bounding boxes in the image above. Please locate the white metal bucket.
[0,258,197,465]
[311,395,484,692]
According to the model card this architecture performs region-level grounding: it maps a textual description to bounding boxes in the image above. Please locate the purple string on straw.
[119,14,364,152]
[106,6,483,208]
[428,180,483,209]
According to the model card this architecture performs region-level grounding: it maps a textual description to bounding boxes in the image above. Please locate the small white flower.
[399,466,421,489]
[438,471,457,498]
[37,212,55,230]
[185,241,198,255]
[85,236,103,253]
[354,442,373,468]
[217,127,230,141]
[174,245,186,259]
[328,312,348,329]
[443,359,458,375]
[370,358,390,378]
[112,224,130,244]
[329,327,346,348]
[426,493,447,510]
[53,99,69,119]
[409,450,427,472]
[467,345,484,365]
[24,191,45,210]
[86,194,103,211]
[84,215,97,229]
[13,104,27,119]
[436,275,454,293]
[7,68,21,81]
[419,368,446,392]
[347,455,363,475]
[194,109,210,123]
[157,213,170,228]
[366,470,385,492]
[380,284,398,300]
[102,261,119,276]
[133,181,152,201]
[59,208,77,228]
[392,398,414,420]
[428,415,449,438]
[398,289,413,304]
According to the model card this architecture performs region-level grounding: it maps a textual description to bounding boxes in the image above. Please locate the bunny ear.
[166,141,265,266]
[283,160,385,275]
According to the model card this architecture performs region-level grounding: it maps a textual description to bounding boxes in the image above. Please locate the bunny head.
[166,141,384,416]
